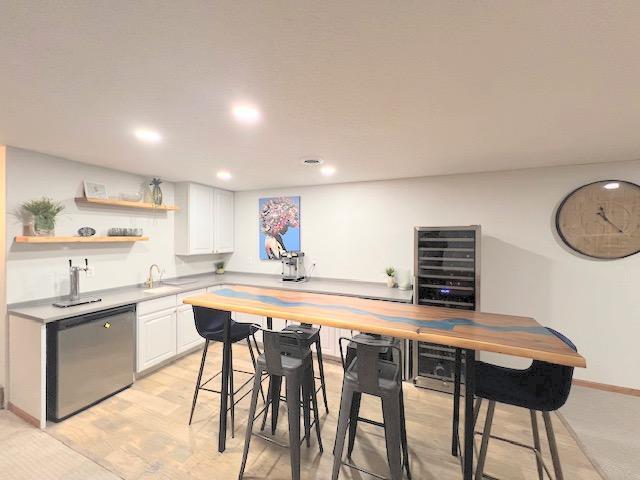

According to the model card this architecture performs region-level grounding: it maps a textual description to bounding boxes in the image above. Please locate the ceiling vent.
[301,157,324,166]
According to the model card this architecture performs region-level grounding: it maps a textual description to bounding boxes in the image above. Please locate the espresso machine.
[281,251,306,282]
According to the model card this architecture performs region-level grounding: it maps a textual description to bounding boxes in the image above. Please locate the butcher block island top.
[184,285,586,368]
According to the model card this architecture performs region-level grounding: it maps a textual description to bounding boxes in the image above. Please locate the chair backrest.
[531,327,577,411]
[339,336,401,394]
[192,306,231,338]
[260,327,305,376]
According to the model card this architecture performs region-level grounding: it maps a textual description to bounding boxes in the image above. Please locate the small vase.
[22,214,35,236]
[34,216,55,237]
[386,276,396,288]
[150,178,163,206]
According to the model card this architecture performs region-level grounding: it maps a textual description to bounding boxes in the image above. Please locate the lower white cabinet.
[176,304,203,354]
[136,289,357,373]
[137,308,177,372]
[136,289,206,373]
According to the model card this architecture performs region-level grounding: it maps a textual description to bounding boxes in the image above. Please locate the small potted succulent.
[21,197,64,236]
[215,261,225,275]
[385,267,397,288]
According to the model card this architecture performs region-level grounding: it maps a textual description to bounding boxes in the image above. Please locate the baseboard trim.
[8,402,40,428]
[573,379,640,398]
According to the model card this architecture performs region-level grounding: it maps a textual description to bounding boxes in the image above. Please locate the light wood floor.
[48,343,601,480]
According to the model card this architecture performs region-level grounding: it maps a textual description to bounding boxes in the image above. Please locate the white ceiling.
[1,1,640,191]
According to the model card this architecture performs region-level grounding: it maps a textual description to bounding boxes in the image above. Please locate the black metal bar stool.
[188,307,262,437]
[239,327,323,480]
[343,333,407,469]
[333,336,410,480]
[473,328,577,480]
[282,322,330,413]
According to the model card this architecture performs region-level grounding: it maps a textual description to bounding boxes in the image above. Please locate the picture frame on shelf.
[83,181,108,199]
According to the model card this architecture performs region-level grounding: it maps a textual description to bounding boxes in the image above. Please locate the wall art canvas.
[83,181,108,199]
[259,196,301,259]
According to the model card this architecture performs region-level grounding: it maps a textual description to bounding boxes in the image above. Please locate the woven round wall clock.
[556,180,640,259]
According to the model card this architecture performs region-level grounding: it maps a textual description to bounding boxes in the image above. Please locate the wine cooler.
[412,226,480,393]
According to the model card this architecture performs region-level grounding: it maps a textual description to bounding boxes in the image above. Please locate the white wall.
[5,147,225,304]
[228,159,640,389]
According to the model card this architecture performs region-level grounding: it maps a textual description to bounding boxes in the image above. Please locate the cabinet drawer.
[137,295,177,316]
[177,288,206,306]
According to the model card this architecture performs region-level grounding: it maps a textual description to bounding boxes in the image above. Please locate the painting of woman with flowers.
[259,196,301,259]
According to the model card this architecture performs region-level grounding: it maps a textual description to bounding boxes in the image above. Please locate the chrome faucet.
[69,259,89,301]
[146,264,162,288]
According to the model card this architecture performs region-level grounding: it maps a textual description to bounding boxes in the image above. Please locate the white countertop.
[8,271,413,323]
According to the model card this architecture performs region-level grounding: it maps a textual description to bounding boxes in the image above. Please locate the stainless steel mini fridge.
[47,305,135,421]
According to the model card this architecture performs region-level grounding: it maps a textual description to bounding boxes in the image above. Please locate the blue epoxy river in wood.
[214,288,551,335]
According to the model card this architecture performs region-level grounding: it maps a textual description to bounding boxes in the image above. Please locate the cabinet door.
[188,183,214,254]
[213,189,234,253]
[137,309,177,372]
[176,305,205,354]
[319,326,337,358]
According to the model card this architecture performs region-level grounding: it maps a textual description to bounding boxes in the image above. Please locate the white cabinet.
[213,189,234,253]
[175,183,214,255]
[175,183,234,256]
[176,305,203,354]
[176,289,206,354]
[137,290,206,373]
[137,308,177,372]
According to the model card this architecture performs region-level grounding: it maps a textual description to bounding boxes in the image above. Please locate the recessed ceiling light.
[134,128,162,143]
[604,182,620,190]
[232,104,261,124]
[301,157,324,166]
[320,165,336,176]
[217,170,232,180]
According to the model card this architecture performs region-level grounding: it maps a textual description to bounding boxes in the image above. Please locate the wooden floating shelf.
[74,197,179,211]
[15,236,149,244]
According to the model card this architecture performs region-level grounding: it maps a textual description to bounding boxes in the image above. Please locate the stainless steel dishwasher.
[47,304,135,422]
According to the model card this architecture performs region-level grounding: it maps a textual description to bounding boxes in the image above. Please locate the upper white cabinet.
[213,189,234,254]
[175,183,234,255]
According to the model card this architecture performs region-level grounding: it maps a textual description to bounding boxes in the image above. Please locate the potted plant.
[215,261,225,275]
[21,197,64,236]
[385,267,396,288]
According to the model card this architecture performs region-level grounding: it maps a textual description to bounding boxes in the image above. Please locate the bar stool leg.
[332,383,355,480]
[309,360,324,453]
[189,339,209,425]
[271,375,283,434]
[314,338,330,414]
[543,411,564,480]
[530,410,544,480]
[246,337,266,405]
[260,374,273,431]
[346,392,362,459]
[301,367,312,448]
[475,400,496,480]
[399,385,411,479]
[286,376,302,480]
[238,364,264,480]
[381,394,403,480]
[229,344,235,438]
[473,398,484,429]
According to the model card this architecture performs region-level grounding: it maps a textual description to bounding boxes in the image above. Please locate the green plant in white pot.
[385,267,397,288]
[21,197,64,236]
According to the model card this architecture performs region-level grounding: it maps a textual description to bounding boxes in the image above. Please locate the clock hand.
[596,207,624,233]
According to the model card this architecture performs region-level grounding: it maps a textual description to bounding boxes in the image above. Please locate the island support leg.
[218,311,232,452]
[463,349,476,480]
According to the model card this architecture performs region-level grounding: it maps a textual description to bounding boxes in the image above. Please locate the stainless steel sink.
[143,286,180,295]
